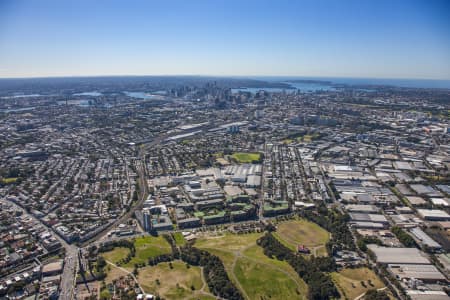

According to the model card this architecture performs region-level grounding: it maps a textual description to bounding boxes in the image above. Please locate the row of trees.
[391,226,417,247]
[97,239,135,253]
[148,253,175,266]
[78,255,106,284]
[300,205,355,253]
[162,233,181,257]
[365,289,390,300]
[257,233,339,300]
[97,240,136,266]
[357,235,382,252]
[180,246,243,300]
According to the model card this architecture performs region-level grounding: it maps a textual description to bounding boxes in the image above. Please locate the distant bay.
[250,76,450,89]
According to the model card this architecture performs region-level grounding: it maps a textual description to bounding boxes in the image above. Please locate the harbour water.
[123,91,165,99]
[73,91,102,96]
[232,81,336,94]
[251,76,450,89]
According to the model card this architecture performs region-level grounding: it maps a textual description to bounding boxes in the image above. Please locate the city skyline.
[0,0,449,79]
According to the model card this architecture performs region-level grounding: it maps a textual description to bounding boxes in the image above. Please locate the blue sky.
[0,0,449,79]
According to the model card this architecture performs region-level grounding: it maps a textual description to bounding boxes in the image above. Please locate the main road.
[0,198,78,300]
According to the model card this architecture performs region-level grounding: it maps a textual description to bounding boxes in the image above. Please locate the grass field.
[101,247,130,264]
[302,134,313,142]
[124,235,172,268]
[104,264,128,284]
[282,133,321,144]
[1,177,18,184]
[234,257,305,299]
[231,152,261,163]
[274,219,330,255]
[282,138,294,144]
[191,296,216,300]
[173,232,186,246]
[331,267,385,300]
[138,260,213,300]
[195,232,263,252]
[195,232,308,300]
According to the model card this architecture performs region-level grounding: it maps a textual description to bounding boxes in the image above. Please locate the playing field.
[282,133,321,144]
[124,235,172,268]
[101,247,130,264]
[331,267,385,300]
[195,232,308,300]
[1,177,18,184]
[302,134,313,142]
[274,219,330,255]
[137,260,215,300]
[231,152,261,163]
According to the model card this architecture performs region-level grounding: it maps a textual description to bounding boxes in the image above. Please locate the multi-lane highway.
[59,247,78,300]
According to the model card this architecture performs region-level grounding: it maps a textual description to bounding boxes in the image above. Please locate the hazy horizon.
[1,74,450,81]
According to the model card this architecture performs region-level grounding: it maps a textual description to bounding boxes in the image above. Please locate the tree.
[391,226,417,247]
[257,233,339,300]
[364,289,389,300]
[180,246,243,299]
[96,256,106,272]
